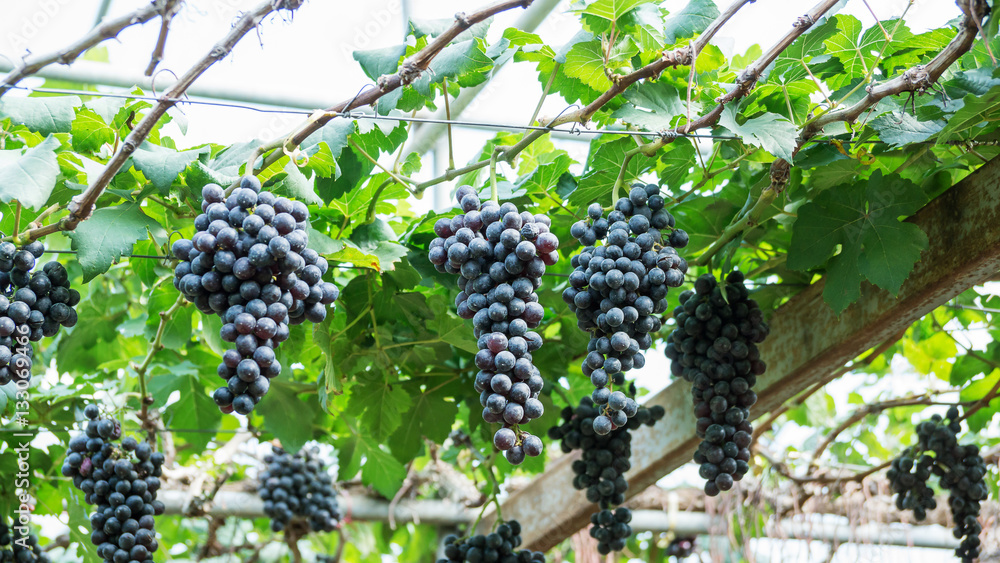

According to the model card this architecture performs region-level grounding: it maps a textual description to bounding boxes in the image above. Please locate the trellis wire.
[0,426,260,435]
[6,84,967,147]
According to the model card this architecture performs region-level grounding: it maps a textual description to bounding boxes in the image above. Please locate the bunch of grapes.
[888,407,987,562]
[258,446,340,534]
[665,272,768,496]
[0,520,50,563]
[427,186,558,464]
[563,183,687,435]
[171,176,339,416]
[61,404,165,563]
[548,396,664,554]
[437,520,545,563]
[666,536,696,558]
[0,240,79,386]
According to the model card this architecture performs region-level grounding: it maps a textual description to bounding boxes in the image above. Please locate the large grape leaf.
[938,86,1000,141]
[662,0,719,44]
[71,107,116,152]
[870,112,945,148]
[580,0,656,22]
[563,40,612,91]
[132,142,211,192]
[960,369,1000,432]
[147,362,222,452]
[768,17,840,83]
[353,44,406,80]
[388,380,460,461]
[66,202,166,282]
[415,39,493,93]
[256,380,321,453]
[719,106,797,162]
[347,380,413,441]
[0,135,60,210]
[823,17,914,89]
[611,81,687,131]
[570,137,651,208]
[788,171,929,313]
[356,434,407,497]
[0,95,80,134]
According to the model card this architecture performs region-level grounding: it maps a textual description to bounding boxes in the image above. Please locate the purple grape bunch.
[427,186,559,464]
[0,239,79,386]
[172,176,339,415]
[563,182,688,435]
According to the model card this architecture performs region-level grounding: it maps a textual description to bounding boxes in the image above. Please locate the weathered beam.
[489,158,1000,552]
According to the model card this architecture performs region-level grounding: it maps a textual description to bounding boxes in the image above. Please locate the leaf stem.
[134,293,186,442]
[489,148,501,205]
[12,201,21,239]
[528,62,560,127]
[350,138,414,192]
[365,179,394,224]
[693,183,778,267]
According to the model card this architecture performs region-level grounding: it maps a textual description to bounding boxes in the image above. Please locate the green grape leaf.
[580,0,656,22]
[355,434,407,497]
[348,380,413,441]
[611,81,686,131]
[256,380,320,453]
[147,364,221,452]
[768,17,840,83]
[0,135,61,210]
[938,86,1000,141]
[388,380,459,461]
[66,487,99,560]
[329,239,408,273]
[185,159,241,190]
[719,106,798,162]
[71,107,116,152]
[563,40,612,91]
[416,39,493,93]
[274,160,322,204]
[870,112,945,147]
[571,137,651,208]
[960,369,1000,432]
[67,202,166,282]
[132,142,211,193]
[823,17,913,89]
[788,170,929,313]
[0,95,81,134]
[662,0,720,44]
[353,44,406,80]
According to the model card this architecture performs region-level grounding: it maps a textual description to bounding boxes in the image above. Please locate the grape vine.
[428,186,558,464]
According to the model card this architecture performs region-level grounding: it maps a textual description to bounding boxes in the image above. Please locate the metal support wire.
[4,84,921,146]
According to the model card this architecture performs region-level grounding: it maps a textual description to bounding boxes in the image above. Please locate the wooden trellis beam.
[485,157,1000,551]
